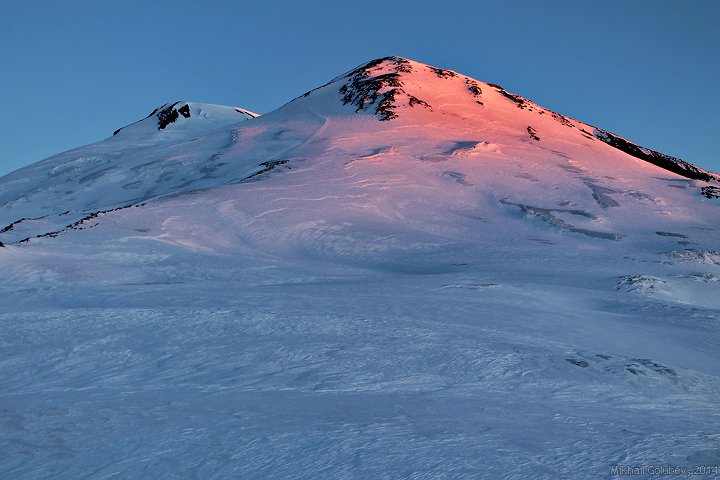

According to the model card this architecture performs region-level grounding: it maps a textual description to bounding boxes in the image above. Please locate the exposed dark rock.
[297,57,410,99]
[579,128,596,140]
[488,83,532,110]
[178,104,191,119]
[68,203,147,230]
[241,160,290,181]
[465,79,482,97]
[339,72,400,121]
[1,220,17,235]
[467,84,482,96]
[701,186,720,199]
[593,128,718,181]
[18,230,62,243]
[489,84,580,124]
[339,69,399,118]
[337,57,430,121]
[498,89,529,109]
[465,79,483,105]
[157,102,184,130]
[233,108,259,119]
[15,203,147,244]
[113,102,185,135]
[527,126,540,141]
[112,102,203,135]
[407,95,431,108]
[1,215,48,234]
[429,66,456,78]
[259,160,289,170]
[551,112,574,128]
[300,81,333,98]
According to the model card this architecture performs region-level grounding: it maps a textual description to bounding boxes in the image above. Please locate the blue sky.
[1,0,718,176]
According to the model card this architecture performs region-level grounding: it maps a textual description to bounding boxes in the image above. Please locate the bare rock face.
[337,56,431,121]
[593,127,718,182]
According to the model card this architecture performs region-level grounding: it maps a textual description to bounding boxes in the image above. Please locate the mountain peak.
[112,101,259,138]
[291,56,718,182]
[337,56,431,121]
[294,55,552,124]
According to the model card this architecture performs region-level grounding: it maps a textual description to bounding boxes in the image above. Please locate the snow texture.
[1,56,719,479]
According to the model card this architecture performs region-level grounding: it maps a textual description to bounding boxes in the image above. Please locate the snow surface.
[1,57,719,479]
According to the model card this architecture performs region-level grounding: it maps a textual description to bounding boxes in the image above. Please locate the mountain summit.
[294,56,717,181]
[112,101,258,138]
[1,56,719,479]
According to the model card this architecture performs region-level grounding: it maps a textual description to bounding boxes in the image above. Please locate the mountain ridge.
[0,55,717,246]
[292,56,718,181]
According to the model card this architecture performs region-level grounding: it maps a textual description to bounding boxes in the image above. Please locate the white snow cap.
[290,55,718,182]
[112,101,259,139]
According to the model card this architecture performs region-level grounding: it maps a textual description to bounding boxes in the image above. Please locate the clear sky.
[1,0,718,176]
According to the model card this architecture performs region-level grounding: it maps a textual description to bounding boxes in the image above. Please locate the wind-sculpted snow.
[1,56,719,478]
[0,108,327,242]
[499,199,623,240]
[664,249,720,265]
[1,204,719,477]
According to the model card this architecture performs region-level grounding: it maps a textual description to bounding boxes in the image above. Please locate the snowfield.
[1,57,719,479]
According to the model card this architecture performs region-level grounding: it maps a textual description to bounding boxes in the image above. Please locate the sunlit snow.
[1,57,718,479]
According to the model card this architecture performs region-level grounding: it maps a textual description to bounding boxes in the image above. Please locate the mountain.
[0,101,260,242]
[1,57,717,244]
[1,57,719,479]
[112,101,258,137]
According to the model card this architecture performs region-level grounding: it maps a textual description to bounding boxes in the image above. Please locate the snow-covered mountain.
[1,56,717,244]
[112,101,258,138]
[2,57,719,479]
[0,101,260,242]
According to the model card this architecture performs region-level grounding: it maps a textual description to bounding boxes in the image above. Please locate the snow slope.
[1,57,719,479]
[0,102,259,242]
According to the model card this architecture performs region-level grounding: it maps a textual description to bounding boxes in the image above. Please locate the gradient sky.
[1,0,718,176]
